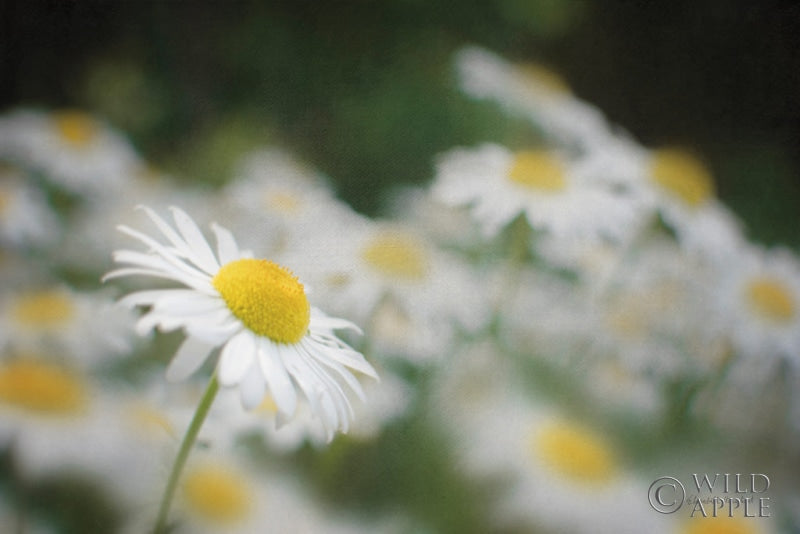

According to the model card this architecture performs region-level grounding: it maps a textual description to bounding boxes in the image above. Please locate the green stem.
[153,375,220,534]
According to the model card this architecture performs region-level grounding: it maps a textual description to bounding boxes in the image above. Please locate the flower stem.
[153,375,220,534]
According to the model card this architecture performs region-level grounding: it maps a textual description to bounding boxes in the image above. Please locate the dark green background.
[3,1,799,248]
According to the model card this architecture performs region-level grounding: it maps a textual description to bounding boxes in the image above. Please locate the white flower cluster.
[1,43,799,532]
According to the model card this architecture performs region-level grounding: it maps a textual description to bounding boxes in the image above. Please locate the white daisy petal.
[216,331,256,386]
[136,205,194,257]
[166,336,217,382]
[169,206,220,274]
[211,222,241,265]
[239,363,266,410]
[257,340,298,419]
[104,205,377,438]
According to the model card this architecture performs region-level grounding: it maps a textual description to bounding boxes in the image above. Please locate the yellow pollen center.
[12,290,75,328]
[517,62,572,96]
[183,465,252,525]
[532,421,616,484]
[255,396,278,415]
[0,360,87,415]
[212,259,310,343]
[650,149,715,207]
[361,232,428,280]
[682,516,757,534]
[52,111,98,147]
[746,276,795,323]
[265,191,301,213]
[508,150,567,192]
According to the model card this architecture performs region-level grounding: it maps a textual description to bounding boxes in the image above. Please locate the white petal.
[257,340,298,420]
[281,352,324,424]
[137,205,192,257]
[165,336,217,381]
[239,363,266,410]
[211,222,241,265]
[308,332,378,379]
[216,331,256,386]
[309,311,363,334]
[303,338,367,400]
[170,206,220,274]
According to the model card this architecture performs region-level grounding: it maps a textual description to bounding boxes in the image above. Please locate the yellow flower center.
[255,396,278,415]
[508,150,567,192]
[650,149,715,207]
[212,259,310,343]
[517,63,572,96]
[746,276,795,323]
[12,290,75,328]
[52,111,98,148]
[682,516,757,534]
[532,420,616,484]
[264,191,301,213]
[0,360,87,416]
[182,465,252,525]
[361,231,428,280]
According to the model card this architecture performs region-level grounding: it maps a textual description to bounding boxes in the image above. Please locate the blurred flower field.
[2,4,800,534]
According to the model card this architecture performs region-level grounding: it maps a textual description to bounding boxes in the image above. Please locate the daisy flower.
[0,165,59,248]
[123,451,377,534]
[678,516,775,534]
[0,109,142,198]
[280,213,490,362]
[0,286,137,368]
[218,147,350,255]
[455,45,613,150]
[642,148,745,263]
[714,244,800,366]
[0,356,169,501]
[57,170,213,271]
[439,384,670,534]
[104,205,378,439]
[432,143,644,242]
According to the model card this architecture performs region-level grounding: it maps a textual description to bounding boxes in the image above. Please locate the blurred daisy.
[281,214,490,362]
[0,356,163,496]
[120,447,376,534]
[433,143,643,242]
[0,108,142,198]
[592,238,727,378]
[455,46,612,150]
[104,205,377,439]
[443,386,669,534]
[644,148,744,262]
[218,147,351,254]
[715,244,800,365]
[0,286,136,368]
[678,508,776,534]
[0,166,59,248]
[385,185,482,250]
[58,170,213,271]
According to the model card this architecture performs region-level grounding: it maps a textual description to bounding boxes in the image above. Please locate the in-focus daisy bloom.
[104,206,378,439]
[433,143,643,242]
